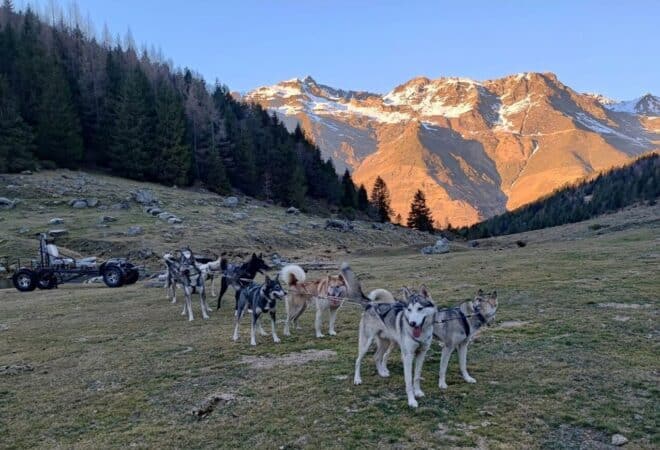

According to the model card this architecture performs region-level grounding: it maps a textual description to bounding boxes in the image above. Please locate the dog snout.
[409,320,417,327]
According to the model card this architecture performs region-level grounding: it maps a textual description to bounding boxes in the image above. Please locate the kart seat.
[46,244,97,268]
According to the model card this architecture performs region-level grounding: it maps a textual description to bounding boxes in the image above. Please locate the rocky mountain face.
[244,73,659,226]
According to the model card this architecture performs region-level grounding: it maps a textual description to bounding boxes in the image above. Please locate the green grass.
[1,217,658,449]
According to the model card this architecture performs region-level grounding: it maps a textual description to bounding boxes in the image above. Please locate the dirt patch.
[497,320,530,329]
[191,392,236,418]
[597,303,653,310]
[239,349,337,369]
[0,364,34,375]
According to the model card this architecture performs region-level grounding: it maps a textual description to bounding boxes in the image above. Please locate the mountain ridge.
[244,72,659,226]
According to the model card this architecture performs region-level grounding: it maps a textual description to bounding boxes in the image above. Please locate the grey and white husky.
[232,275,286,346]
[352,280,437,409]
[434,290,498,389]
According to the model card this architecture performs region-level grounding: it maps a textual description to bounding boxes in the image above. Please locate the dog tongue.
[413,326,422,338]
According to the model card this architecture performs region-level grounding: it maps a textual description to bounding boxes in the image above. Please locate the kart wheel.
[36,270,57,290]
[102,266,124,288]
[13,269,37,292]
[124,269,139,285]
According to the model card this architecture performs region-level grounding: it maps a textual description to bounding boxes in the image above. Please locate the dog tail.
[340,262,370,305]
[368,288,395,303]
[280,264,306,286]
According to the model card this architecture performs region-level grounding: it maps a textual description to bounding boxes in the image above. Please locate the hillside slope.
[245,74,659,226]
[0,170,434,270]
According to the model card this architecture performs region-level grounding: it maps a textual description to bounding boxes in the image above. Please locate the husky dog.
[232,275,286,346]
[279,264,349,338]
[164,249,222,321]
[216,253,271,309]
[434,290,498,389]
[354,286,437,408]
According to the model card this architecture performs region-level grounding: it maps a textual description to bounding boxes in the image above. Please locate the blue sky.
[24,0,659,99]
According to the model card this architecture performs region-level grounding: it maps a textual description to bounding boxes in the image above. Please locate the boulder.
[86,198,99,208]
[70,199,88,209]
[127,226,143,236]
[20,170,33,175]
[325,219,353,232]
[48,229,69,237]
[611,434,628,446]
[286,206,300,215]
[158,212,174,221]
[110,202,130,210]
[49,218,64,225]
[232,212,248,220]
[167,217,183,224]
[148,207,163,216]
[468,240,479,248]
[131,189,157,205]
[222,196,239,208]
[421,238,450,255]
[0,197,16,209]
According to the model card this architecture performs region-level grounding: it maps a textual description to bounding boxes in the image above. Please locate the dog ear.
[318,277,329,296]
[491,290,497,299]
[419,284,432,301]
[401,287,412,302]
[258,252,263,258]
[477,289,484,297]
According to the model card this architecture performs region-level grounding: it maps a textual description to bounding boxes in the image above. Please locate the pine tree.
[108,67,153,179]
[2,0,14,12]
[340,169,358,208]
[206,149,230,194]
[0,76,35,172]
[154,83,191,186]
[357,184,369,211]
[407,189,435,232]
[35,60,84,167]
[370,176,392,222]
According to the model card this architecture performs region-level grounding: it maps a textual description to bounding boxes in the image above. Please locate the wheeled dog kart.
[11,234,140,292]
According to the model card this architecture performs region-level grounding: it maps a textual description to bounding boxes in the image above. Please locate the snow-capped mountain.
[245,74,659,226]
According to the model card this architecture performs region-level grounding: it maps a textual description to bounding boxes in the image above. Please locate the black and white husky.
[232,275,286,346]
[163,249,222,321]
[434,290,498,389]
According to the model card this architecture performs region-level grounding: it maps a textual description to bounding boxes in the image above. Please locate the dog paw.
[250,341,257,347]
[464,376,477,384]
[273,336,281,343]
[438,381,448,390]
[414,389,425,398]
[316,333,325,338]
[329,330,337,336]
[408,399,419,408]
[202,315,210,320]
[353,377,362,385]
[377,369,390,378]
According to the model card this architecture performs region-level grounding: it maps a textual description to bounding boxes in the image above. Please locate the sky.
[20,0,659,99]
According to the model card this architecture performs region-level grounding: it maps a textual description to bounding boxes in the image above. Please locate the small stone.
[100,216,117,223]
[148,207,163,216]
[158,212,173,221]
[49,218,64,225]
[127,226,143,236]
[167,217,182,224]
[70,200,87,209]
[223,196,239,208]
[86,198,99,208]
[48,229,69,237]
[286,206,300,215]
[0,197,17,209]
[468,240,479,248]
[611,434,628,446]
[18,227,30,234]
[20,170,33,175]
[233,212,248,220]
[131,189,157,205]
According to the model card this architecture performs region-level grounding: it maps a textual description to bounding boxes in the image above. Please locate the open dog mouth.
[412,326,422,338]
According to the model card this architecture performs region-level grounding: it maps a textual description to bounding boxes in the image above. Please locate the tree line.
[0,3,368,210]
[458,153,659,239]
